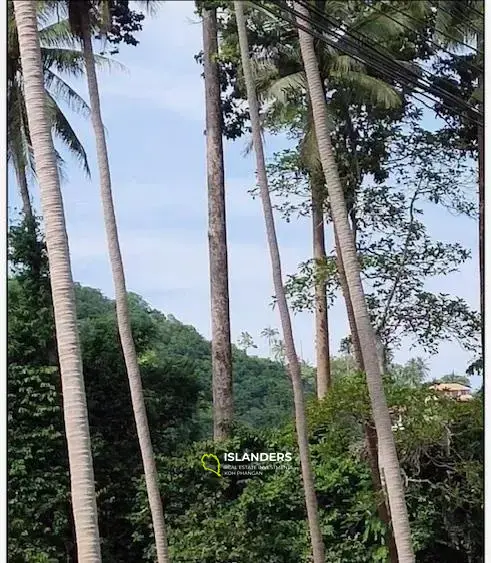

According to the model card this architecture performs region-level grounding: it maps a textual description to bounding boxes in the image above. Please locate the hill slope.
[75,284,301,432]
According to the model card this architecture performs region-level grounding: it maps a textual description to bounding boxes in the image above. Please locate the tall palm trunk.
[234,4,325,562]
[202,5,233,440]
[13,2,101,561]
[295,3,415,561]
[79,14,169,563]
[364,420,399,563]
[334,228,398,562]
[310,171,331,398]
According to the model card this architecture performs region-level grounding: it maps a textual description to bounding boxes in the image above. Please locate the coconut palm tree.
[65,2,169,560]
[201,3,233,441]
[250,0,404,398]
[8,1,91,222]
[294,1,415,561]
[234,3,326,561]
[261,325,280,357]
[251,4,408,555]
[12,1,101,560]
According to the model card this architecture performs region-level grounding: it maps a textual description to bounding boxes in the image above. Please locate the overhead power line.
[371,5,483,74]
[251,0,482,127]
[386,3,482,55]
[436,3,483,41]
[292,0,482,118]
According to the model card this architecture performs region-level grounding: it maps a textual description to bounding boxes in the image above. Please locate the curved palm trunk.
[234,4,325,562]
[202,5,233,440]
[310,172,331,398]
[13,2,101,561]
[335,229,398,563]
[364,420,399,563]
[295,3,415,561]
[79,16,169,563]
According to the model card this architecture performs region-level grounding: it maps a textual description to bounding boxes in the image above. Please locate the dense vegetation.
[8,217,483,562]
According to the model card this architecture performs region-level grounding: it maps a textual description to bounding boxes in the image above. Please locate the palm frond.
[321,1,351,22]
[433,0,482,47]
[44,69,91,117]
[351,11,415,40]
[39,19,80,49]
[45,91,91,178]
[36,1,68,27]
[54,146,69,185]
[242,127,267,157]
[8,82,35,178]
[406,0,432,21]
[469,83,482,104]
[41,47,86,77]
[41,46,125,76]
[299,106,335,174]
[251,59,280,95]
[264,72,306,106]
[328,54,364,75]
[331,71,401,109]
[299,121,321,173]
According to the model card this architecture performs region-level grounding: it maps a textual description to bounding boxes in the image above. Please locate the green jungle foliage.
[8,220,483,562]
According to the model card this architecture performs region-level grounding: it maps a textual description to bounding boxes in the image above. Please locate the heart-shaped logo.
[201,453,221,477]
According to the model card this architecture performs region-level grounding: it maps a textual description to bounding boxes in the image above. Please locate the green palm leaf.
[46,91,91,177]
[328,54,364,75]
[330,70,401,108]
[39,18,79,49]
[44,69,91,117]
[41,45,125,76]
[264,71,306,105]
[433,0,483,47]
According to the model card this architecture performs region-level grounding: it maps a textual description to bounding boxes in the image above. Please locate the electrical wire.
[280,0,478,111]
[436,3,482,39]
[254,0,482,126]
[292,0,482,117]
[371,5,483,75]
[386,2,482,55]
[258,0,483,127]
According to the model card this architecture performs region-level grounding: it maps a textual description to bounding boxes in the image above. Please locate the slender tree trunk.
[80,16,169,563]
[13,2,101,561]
[202,5,233,440]
[334,227,363,367]
[13,157,34,221]
[310,172,331,398]
[477,30,484,360]
[478,125,484,359]
[335,227,398,562]
[364,421,399,563]
[295,3,414,561]
[234,4,325,562]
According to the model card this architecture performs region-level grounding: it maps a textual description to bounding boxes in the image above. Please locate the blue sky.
[8,1,480,383]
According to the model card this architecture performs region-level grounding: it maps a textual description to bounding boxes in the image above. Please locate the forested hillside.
[75,283,300,431]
